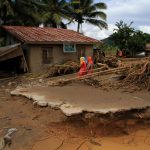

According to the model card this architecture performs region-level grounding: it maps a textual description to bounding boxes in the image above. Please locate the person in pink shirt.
[78,57,87,77]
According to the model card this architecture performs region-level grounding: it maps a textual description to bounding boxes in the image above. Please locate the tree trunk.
[77,22,80,32]
[3,6,7,25]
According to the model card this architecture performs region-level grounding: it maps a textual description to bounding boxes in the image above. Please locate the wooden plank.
[0,46,29,72]
[0,49,22,62]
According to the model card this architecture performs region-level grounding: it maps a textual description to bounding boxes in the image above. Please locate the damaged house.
[0,26,99,73]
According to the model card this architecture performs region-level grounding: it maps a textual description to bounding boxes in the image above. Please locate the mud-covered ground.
[0,80,150,150]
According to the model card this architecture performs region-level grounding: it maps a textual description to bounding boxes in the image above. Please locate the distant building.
[0,26,100,73]
[146,43,150,57]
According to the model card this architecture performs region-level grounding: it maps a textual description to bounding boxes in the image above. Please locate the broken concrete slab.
[37,101,48,107]
[47,100,64,109]
[60,103,83,116]
[11,84,150,116]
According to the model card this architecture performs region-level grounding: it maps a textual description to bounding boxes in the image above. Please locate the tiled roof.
[2,26,100,44]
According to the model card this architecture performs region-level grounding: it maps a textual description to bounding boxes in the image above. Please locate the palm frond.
[86,18,108,29]
[88,11,107,20]
[94,2,107,9]
[53,13,62,24]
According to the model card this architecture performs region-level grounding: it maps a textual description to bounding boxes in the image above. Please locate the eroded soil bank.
[0,83,150,150]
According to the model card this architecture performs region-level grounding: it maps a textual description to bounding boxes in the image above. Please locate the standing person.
[87,56,94,75]
[117,50,123,57]
[78,57,87,77]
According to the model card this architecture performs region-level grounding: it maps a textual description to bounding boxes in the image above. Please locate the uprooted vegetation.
[2,57,150,92]
[46,61,80,77]
[93,60,150,90]
[49,59,150,91]
[45,57,119,78]
[121,61,150,90]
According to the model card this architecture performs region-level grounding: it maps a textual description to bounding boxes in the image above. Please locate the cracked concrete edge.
[10,88,148,116]
[11,89,48,107]
[10,88,83,116]
[11,89,118,116]
[60,103,83,116]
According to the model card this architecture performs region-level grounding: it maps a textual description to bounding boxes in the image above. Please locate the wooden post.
[20,47,29,73]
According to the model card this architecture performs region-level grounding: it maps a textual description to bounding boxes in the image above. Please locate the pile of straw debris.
[83,78,101,88]
[95,56,119,68]
[121,61,150,90]
[104,56,119,68]
[47,61,80,77]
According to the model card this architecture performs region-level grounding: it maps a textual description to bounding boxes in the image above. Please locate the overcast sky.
[68,0,150,40]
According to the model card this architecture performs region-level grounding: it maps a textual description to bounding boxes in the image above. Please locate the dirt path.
[0,86,66,150]
[0,83,150,150]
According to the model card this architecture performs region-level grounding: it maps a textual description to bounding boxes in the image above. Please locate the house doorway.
[77,46,85,59]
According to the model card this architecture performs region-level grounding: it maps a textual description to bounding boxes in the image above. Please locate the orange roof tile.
[2,26,100,44]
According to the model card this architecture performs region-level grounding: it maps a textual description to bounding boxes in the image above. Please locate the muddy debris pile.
[121,61,150,90]
[104,56,119,68]
[95,56,118,68]
[46,61,79,77]
[83,78,101,88]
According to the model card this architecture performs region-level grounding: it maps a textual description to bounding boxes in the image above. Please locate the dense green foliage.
[99,43,118,56]
[0,0,107,31]
[110,21,150,56]
[0,0,42,26]
[41,0,70,28]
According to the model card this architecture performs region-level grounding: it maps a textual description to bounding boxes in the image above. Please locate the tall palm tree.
[42,0,70,28]
[11,0,42,26]
[69,0,107,32]
[0,0,42,26]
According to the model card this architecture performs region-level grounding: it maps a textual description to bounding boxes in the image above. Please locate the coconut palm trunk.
[70,0,108,32]
[77,22,80,32]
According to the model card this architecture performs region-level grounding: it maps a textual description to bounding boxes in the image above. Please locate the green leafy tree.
[0,0,14,25]
[144,33,150,43]
[11,0,43,26]
[128,31,150,56]
[68,0,107,32]
[0,0,42,26]
[41,0,70,28]
[110,21,150,56]
[110,21,134,50]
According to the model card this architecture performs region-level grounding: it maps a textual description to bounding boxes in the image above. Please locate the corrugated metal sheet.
[0,43,21,55]
[0,43,23,62]
[0,43,21,57]
[2,26,100,44]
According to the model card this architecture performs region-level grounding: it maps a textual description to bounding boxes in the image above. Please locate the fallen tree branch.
[49,66,130,86]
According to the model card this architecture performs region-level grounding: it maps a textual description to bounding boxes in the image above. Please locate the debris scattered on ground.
[83,78,101,88]
[46,61,80,77]
[47,66,129,87]
[0,138,5,150]
[0,128,18,149]
[121,61,150,90]
[104,56,119,68]
[94,54,119,67]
